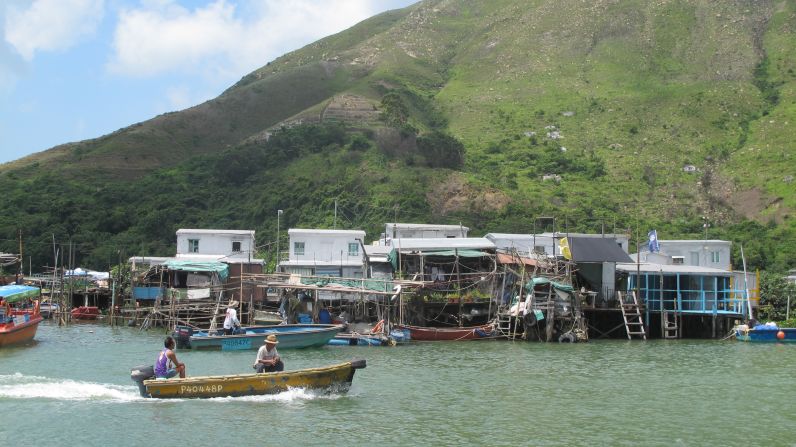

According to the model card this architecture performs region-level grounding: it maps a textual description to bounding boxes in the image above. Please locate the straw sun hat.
[264,334,279,344]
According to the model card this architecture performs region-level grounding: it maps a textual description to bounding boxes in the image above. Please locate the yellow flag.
[559,237,572,260]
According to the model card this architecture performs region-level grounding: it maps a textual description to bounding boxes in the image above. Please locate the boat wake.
[0,373,356,403]
[206,387,348,403]
[0,372,142,401]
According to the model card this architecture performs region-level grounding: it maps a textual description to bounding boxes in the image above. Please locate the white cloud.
[4,0,104,60]
[164,84,196,110]
[108,0,379,78]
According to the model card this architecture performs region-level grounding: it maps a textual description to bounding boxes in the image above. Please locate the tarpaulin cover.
[567,237,633,263]
[300,277,395,293]
[388,249,489,270]
[163,260,229,281]
[524,277,574,292]
[0,284,41,303]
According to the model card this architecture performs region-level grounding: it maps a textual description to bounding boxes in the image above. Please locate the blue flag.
[648,230,660,253]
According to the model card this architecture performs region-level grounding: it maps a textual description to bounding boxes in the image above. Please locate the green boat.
[174,324,344,350]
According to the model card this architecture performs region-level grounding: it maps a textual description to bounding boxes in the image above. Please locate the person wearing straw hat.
[223,301,241,335]
[253,334,283,373]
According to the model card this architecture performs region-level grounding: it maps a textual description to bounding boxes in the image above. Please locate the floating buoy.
[777,331,785,340]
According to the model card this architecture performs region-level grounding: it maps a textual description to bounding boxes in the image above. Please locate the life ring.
[371,320,384,334]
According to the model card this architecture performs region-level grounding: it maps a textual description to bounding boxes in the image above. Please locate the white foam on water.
[0,373,143,401]
[205,387,345,403]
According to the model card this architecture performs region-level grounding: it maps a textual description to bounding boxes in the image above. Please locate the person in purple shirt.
[154,336,186,379]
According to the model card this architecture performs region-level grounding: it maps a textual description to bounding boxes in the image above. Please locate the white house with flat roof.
[175,229,261,264]
[279,229,366,277]
[380,223,469,246]
[638,239,732,270]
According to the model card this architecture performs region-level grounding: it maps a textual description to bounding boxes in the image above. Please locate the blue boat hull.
[178,324,344,350]
[735,327,796,343]
[328,335,384,346]
[327,328,412,346]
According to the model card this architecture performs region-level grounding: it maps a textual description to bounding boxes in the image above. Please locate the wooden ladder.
[618,291,646,340]
[662,311,679,339]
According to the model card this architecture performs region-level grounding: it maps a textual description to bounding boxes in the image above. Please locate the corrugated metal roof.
[364,245,392,255]
[616,262,733,275]
[485,233,535,240]
[496,253,538,266]
[176,229,254,236]
[288,229,366,236]
[386,222,470,231]
[569,237,632,262]
[391,237,495,251]
[278,260,363,267]
[487,232,628,240]
[658,239,731,244]
[174,254,264,264]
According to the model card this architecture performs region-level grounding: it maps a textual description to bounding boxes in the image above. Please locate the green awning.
[300,277,395,293]
[0,285,41,303]
[524,277,574,292]
[163,260,229,281]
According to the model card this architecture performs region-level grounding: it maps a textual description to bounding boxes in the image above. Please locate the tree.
[757,271,796,321]
[416,131,465,169]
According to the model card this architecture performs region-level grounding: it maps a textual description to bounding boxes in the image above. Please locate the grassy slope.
[0,0,794,272]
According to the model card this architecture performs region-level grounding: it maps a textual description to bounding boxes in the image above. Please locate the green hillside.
[0,0,794,273]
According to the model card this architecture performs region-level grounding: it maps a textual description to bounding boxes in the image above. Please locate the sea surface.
[1,322,793,446]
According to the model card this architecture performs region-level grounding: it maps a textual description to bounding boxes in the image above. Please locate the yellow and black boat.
[130,359,365,399]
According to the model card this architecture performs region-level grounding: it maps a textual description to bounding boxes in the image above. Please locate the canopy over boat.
[0,285,41,303]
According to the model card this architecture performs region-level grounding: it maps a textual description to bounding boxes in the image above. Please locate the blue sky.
[0,0,416,163]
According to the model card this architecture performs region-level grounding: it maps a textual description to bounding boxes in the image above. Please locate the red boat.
[71,306,100,320]
[0,285,43,347]
[395,323,496,341]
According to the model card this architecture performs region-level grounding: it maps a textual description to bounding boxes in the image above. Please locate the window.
[533,246,546,255]
[188,239,199,253]
[672,256,685,265]
[348,242,359,257]
[711,251,720,263]
[294,242,305,256]
[232,241,241,253]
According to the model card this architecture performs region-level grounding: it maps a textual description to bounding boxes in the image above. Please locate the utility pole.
[17,229,23,281]
[276,209,283,271]
[334,199,337,229]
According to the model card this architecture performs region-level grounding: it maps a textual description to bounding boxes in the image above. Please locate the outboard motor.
[131,365,155,397]
[175,325,193,349]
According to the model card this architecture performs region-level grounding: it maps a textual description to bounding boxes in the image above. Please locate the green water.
[1,322,794,446]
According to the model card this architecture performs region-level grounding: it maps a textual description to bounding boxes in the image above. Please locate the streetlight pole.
[276,209,283,270]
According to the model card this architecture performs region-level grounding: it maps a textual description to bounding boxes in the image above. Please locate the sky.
[0,0,416,163]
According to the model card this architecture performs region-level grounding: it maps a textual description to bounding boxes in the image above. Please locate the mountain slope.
[0,0,794,272]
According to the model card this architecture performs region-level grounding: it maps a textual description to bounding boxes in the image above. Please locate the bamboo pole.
[455,249,462,327]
